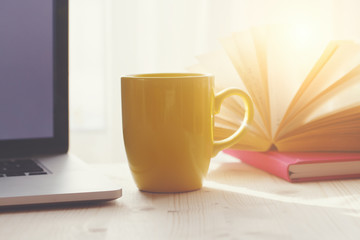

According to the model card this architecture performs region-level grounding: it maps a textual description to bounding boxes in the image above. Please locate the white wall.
[69,0,360,162]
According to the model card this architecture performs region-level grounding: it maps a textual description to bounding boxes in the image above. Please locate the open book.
[189,25,360,152]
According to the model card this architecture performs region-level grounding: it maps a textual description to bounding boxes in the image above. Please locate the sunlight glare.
[291,24,314,47]
[204,179,360,211]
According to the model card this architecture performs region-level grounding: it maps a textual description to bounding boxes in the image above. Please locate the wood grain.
[1,153,360,240]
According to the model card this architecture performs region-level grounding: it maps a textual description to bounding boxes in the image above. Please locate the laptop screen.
[0,0,68,158]
[0,0,54,141]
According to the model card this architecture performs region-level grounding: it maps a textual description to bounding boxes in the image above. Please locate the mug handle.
[212,87,254,157]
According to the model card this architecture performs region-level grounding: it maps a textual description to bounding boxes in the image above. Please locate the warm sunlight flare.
[204,179,360,211]
[291,24,314,46]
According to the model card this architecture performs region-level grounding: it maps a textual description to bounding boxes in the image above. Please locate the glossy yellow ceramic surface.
[121,73,253,192]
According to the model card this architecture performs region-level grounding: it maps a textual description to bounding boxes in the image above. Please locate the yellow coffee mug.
[121,73,253,192]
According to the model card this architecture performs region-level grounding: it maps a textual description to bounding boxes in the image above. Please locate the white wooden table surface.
[1,152,360,240]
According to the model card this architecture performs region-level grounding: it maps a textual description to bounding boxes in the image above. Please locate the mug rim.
[122,73,213,79]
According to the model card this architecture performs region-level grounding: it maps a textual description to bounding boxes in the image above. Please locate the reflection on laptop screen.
[0,0,53,140]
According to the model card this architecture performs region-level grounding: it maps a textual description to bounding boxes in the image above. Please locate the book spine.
[291,174,360,182]
[223,150,292,182]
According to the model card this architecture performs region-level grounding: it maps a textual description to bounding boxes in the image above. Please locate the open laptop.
[0,0,122,207]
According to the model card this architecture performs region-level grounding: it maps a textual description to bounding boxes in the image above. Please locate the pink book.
[223,150,360,182]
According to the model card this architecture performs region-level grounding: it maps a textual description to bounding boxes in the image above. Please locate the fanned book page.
[190,25,360,152]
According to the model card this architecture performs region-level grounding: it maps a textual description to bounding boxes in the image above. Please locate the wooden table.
[1,152,360,240]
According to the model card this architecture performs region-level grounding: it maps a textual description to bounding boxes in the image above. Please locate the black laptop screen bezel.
[0,0,69,158]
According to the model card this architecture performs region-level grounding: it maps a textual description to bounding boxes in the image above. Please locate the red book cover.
[223,150,360,182]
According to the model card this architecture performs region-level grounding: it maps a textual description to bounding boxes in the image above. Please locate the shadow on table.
[0,199,119,213]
